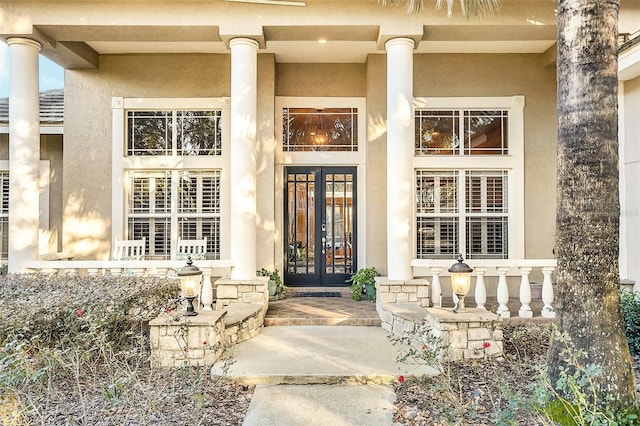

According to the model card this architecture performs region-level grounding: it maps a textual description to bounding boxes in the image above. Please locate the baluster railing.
[474,267,487,310]
[496,267,510,318]
[518,266,533,318]
[541,266,556,318]
[430,267,442,308]
[200,268,214,311]
[412,258,556,318]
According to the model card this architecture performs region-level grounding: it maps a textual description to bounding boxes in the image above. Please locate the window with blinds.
[416,170,509,260]
[0,172,8,261]
[127,170,221,259]
[465,171,508,259]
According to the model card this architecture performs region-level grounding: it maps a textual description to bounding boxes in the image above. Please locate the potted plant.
[257,268,285,300]
[347,267,380,302]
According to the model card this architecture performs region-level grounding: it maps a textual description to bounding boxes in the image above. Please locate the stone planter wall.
[375,277,430,307]
[378,302,503,362]
[215,277,269,308]
[150,277,270,367]
[424,308,503,361]
[150,310,227,367]
[224,303,267,345]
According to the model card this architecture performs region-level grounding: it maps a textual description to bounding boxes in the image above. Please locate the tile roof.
[0,88,64,125]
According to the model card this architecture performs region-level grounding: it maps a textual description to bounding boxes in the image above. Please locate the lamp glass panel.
[450,272,471,295]
[181,275,201,297]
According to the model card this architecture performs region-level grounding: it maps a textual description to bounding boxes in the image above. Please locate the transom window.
[415,109,508,156]
[127,110,222,156]
[127,170,221,259]
[282,107,358,152]
[416,170,508,260]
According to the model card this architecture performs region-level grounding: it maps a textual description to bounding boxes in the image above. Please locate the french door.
[284,166,357,286]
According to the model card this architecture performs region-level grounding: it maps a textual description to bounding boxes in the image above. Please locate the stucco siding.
[413,53,557,260]
[63,54,232,259]
[365,54,388,274]
[276,63,366,97]
[40,135,64,253]
[257,54,276,270]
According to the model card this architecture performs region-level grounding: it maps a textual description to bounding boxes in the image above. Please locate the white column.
[7,38,41,273]
[229,38,259,280]
[385,38,414,281]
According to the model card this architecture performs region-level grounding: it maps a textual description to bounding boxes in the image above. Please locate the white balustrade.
[24,259,233,309]
[517,266,533,318]
[412,259,557,318]
[474,267,487,310]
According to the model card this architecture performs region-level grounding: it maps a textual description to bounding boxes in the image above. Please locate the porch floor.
[265,291,381,326]
[264,289,550,326]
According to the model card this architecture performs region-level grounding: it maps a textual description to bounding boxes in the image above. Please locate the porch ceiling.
[32,23,555,67]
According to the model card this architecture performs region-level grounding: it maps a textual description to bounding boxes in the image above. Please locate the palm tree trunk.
[549,0,636,408]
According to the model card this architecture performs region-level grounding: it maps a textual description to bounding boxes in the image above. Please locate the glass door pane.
[324,173,354,275]
[287,173,315,274]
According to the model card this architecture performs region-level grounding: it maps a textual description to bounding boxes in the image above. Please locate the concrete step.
[242,384,397,426]
[286,286,351,298]
[212,326,437,386]
[264,316,381,326]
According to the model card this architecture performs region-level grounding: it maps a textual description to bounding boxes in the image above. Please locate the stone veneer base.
[424,307,503,361]
[150,277,269,367]
[377,302,503,362]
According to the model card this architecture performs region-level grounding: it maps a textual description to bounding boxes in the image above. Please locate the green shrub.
[532,328,640,426]
[0,274,181,351]
[621,290,640,355]
[347,267,380,301]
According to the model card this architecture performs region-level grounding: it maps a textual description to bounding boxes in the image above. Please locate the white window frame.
[112,97,230,259]
[413,96,525,261]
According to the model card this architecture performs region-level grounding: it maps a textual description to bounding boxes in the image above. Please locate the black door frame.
[283,166,357,286]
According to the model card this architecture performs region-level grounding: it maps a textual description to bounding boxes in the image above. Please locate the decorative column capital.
[384,37,415,52]
[229,38,260,50]
[7,37,41,51]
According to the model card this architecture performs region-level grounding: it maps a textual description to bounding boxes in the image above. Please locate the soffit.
[32,21,557,65]
[620,42,640,81]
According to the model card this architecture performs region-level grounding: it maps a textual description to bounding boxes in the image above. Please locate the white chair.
[112,237,146,260]
[176,237,207,260]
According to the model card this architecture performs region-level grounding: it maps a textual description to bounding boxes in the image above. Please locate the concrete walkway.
[212,326,437,425]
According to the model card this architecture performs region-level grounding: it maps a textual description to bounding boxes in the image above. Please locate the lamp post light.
[449,254,473,313]
[178,256,202,317]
